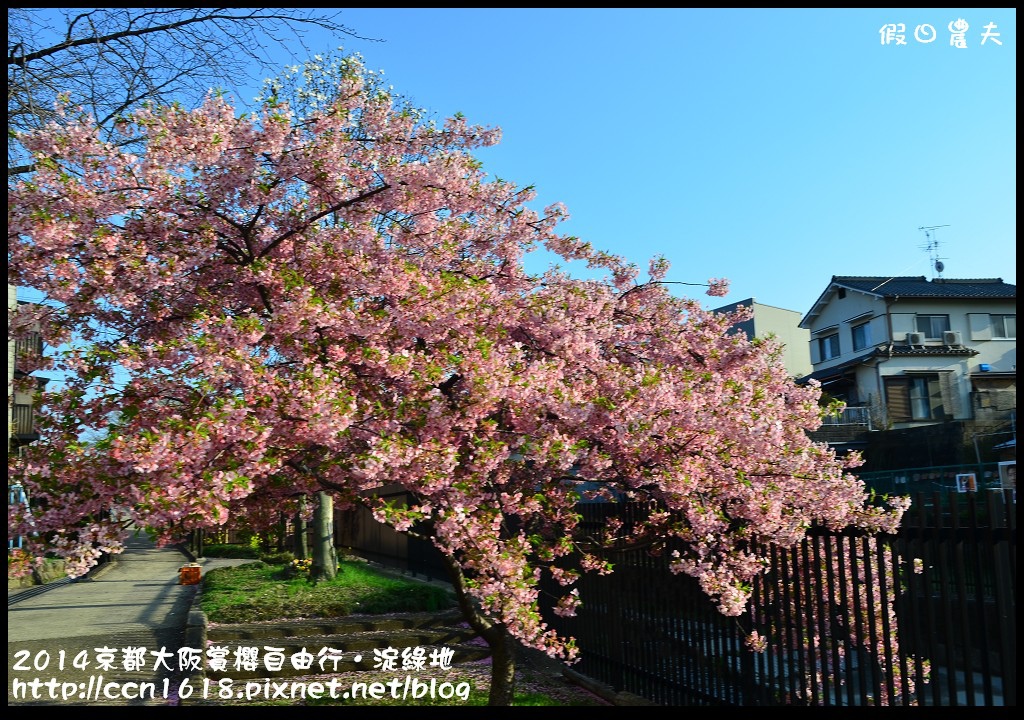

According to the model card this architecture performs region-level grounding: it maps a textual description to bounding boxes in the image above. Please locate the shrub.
[259,550,296,565]
[200,543,260,559]
[8,548,34,579]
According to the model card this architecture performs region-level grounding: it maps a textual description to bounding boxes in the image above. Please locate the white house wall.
[963,302,1016,373]
[853,363,882,417]
[884,298,1016,371]
[809,295,1015,370]
[806,290,882,368]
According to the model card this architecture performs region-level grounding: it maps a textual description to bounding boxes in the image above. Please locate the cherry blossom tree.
[8,53,910,705]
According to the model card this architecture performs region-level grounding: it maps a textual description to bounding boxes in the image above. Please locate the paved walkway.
[7,531,249,706]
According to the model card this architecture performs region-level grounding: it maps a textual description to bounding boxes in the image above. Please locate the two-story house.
[8,284,48,550]
[796,276,1016,438]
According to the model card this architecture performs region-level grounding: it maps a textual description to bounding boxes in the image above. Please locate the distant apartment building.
[713,297,812,379]
[8,285,46,452]
[9,284,48,550]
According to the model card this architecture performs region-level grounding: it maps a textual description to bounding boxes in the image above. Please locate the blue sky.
[276,7,1016,318]
[16,8,1017,320]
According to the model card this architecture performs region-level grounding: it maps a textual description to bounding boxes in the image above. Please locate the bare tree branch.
[10,9,367,66]
[7,8,380,175]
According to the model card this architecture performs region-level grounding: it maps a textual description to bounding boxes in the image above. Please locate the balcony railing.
[819,405,872,429]
[14,332,43,366]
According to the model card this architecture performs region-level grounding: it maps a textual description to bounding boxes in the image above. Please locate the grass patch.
[200,559,455,623]
[196,555,609,707]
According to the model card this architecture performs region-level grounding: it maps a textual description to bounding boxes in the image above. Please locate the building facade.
[713,297,812,379]
[797,276,1016,433]
[8,285,45,451]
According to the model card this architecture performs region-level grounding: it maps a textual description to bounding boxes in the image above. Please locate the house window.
[908,377,935,419]
[916,315,950,339]
[851,322,872,351]
[819,333,840,361]
[884,375,947,422]
[992,314,1016,339]
[968,313,1017,341]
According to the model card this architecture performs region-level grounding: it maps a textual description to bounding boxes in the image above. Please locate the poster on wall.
[956,473,978,493]
[998,461,1016,501]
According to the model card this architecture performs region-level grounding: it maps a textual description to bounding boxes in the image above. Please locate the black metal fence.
[338,490,1015,706]
[540,491,1015,706]
[856,462,1009,497]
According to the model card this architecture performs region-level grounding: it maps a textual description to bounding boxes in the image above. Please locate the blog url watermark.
[11,675,473,703]
[10,644,472,704]
[12,644,457,674]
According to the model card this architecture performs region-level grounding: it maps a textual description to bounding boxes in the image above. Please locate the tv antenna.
[919,225,949,278]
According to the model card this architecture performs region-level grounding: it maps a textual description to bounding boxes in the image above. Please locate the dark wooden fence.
[339,489,1015,706]
[333,489,449,582]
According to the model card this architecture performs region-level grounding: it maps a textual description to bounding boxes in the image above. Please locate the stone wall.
[7,557,67,589]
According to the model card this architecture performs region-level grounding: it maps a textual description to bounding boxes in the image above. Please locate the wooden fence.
[333,489,449,582]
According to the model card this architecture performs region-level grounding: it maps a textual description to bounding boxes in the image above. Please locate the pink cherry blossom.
[9,53,914,704]
[706,277,730,297]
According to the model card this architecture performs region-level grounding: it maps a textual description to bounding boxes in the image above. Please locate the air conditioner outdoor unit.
[907,331,926,345]
[943,330,963,346]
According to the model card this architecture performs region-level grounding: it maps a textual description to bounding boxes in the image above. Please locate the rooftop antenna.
[919,225,950,279]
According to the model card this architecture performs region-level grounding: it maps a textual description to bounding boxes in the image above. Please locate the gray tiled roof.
[832,276,1016,299]
[885,345,979,357]
[801,275,1016,328]
[796,344,979,384]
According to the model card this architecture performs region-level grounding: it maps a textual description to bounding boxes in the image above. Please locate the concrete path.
[7,530,249,706]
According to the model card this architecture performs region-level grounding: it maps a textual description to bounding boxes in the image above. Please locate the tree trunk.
[187,528,205,558]
[484,626,518,706]
[293,495,309,560]
[438,547,517,705]
[277,512,287,552]
[311,491,337,582]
